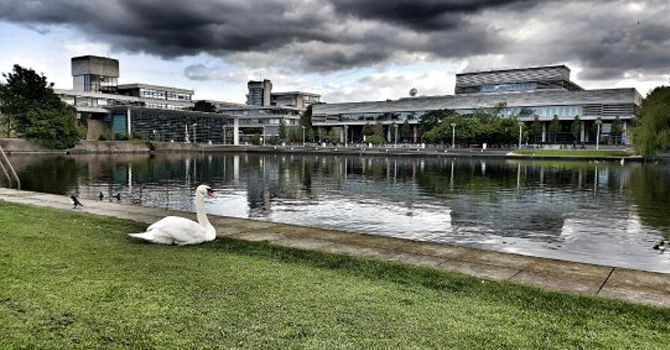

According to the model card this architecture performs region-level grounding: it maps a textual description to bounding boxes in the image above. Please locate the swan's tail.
[128,232,155,242]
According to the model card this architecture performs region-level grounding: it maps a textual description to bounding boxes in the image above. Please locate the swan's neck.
[195,193,213,232]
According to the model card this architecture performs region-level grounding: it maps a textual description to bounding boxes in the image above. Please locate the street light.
[450,123,456,149]
[518,120,524,149]
[301,126,306,146]
[595,118,603,150]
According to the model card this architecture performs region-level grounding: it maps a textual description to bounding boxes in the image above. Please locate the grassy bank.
[513,149,635,157]
[1,201,669,349]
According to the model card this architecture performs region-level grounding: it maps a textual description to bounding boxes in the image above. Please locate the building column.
[580,121,585,142]
[126,108,132,137]
[233,117,239,146]
[412,125,417,144]
[541,122,546,142]
[340,126,346,143]
[386,125,391,142]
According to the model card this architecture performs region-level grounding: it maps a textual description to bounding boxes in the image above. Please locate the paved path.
[1,187,668,308]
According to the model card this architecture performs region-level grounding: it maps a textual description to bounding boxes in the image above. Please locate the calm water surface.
[6,152,670,273]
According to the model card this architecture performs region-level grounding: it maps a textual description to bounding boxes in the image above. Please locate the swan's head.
[196,185,215,198]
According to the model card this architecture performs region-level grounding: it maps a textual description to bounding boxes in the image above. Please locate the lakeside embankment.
[1,198,669,349]
[1,187,669,308]
[0,138,646,162]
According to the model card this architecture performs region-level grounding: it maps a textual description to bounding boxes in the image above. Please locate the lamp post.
[192,123,197,144]
[301,126,306,146]
[518,121,524,149]
[595,118,602,150]
[450,123,456,149]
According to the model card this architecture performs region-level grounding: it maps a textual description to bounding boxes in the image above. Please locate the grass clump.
[0,201,668,349]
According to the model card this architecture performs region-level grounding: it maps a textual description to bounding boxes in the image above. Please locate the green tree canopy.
[570,116,582,142]
[548,115,561,143]
[530,116,542,142]
[362,122,374,136]
[374,120,384,138]
[632,86,670,157]
[389,122,398,143]
[192,100,216,113]
[418,109,458,137]
[278,118,287,140]
[299,105,314,141]
[400,120,412,141]
[0,64,82,148]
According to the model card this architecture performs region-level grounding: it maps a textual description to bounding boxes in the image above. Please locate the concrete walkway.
[1,187,669,308]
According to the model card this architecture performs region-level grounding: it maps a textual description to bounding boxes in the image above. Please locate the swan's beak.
[207,188,215,198]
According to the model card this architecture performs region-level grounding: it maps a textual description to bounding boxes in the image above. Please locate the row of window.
[139,89,192,101]
[330,105,591,122]
[239,118,299,125]
[220,109,301,116]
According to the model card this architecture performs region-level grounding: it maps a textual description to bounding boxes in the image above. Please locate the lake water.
[5,152,670,273]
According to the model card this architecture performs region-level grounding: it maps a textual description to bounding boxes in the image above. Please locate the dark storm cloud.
[0,0,509,72]
[331,0,539,30]
[0,0,669,81]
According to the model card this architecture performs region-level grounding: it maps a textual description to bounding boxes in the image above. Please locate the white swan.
[128,185,216,245]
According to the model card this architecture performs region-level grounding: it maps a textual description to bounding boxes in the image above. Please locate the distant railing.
[0,145,20,190]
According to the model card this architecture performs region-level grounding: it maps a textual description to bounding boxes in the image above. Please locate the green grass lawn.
[513,149,635,157]
[1,201,669,349]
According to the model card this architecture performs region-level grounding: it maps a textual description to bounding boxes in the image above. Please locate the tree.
[374,120,384,138]
[278,118,287,140]
[327,128,338,143]
[389,122,398,143]
[400,120,412,142]
[300,105,314,141]
[570,116,582,142]
[529,116,542,142]
[362,122,374,136]
[418,109,457,136]
[611,116,623,145]
[548,115,561,143]
[192,100,216,113]
[0,64,82,148]
[288,126,300,142]
[632,86,670,157]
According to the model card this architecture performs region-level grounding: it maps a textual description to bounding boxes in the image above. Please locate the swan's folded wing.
[146,216,206,242]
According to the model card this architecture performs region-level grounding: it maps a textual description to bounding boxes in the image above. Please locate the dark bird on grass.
[113,193,121,201]
[99,191,104,200]
[71,195,83,209]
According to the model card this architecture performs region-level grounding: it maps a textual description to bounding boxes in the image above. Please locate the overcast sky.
[1,0,668,103]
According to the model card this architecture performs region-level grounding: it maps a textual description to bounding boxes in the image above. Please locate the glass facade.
[129,109,231,144]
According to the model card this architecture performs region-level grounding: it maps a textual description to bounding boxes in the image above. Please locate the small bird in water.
[99,192,104,201]
[113,193,121,201]
[652,241,667,253]
[620,158,625,165]
[71,195,83,209]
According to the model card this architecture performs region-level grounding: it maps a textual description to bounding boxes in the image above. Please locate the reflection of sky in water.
[8,153,670,273]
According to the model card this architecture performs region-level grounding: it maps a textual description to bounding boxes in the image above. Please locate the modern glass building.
[313,65,642,144]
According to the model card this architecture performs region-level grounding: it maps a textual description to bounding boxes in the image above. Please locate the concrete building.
[71,55,119,93]
[246,79,273,106]
[313,65,641,145]
[220,79,321,141]
[57,55,239,144]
